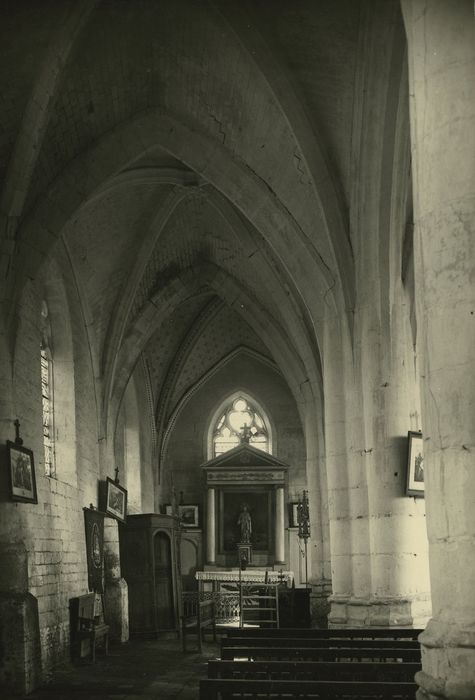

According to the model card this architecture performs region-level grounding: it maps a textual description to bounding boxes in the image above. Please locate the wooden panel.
[118,514,182,635]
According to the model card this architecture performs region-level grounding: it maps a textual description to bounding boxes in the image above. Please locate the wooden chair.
[70,593,109,662]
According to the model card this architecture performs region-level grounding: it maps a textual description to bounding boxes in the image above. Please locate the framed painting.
[84,507,105,592]
[7,440,37,504]
[105,477,127,522]
[406,431,424,497]
[289,502,299,527]
[164,504,173,516]
[178,504,199,527]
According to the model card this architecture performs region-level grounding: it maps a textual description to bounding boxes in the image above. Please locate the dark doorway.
[153,532,174,629]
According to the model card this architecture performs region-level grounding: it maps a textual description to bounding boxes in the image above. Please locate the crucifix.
[14,419,23,445]
[239,424,252,444]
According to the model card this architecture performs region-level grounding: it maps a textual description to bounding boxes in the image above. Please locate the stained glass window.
[41,302,55,477]
[212,396,269,457]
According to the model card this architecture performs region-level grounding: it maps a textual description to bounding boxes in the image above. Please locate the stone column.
[103,519,129,642]
[0,543,41,695]
[402,2,475,697]
[275,486,285,564]
[324,316,355,626]
[206,487,216,564]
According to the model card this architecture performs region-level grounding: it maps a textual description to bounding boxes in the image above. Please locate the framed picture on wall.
[406,431,424,497]
[178,504,199,527]
[289,502,299,527]
[104,477,127,522]
[7,441,37,504]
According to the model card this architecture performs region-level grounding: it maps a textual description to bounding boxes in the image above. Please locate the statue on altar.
[237,503,252,543]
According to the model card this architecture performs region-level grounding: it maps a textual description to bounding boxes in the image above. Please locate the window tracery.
[41,301,55,478]
[212,396,269,457]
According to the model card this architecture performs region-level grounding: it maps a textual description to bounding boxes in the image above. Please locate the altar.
[201,443,289,569]
[196,569,294,590]
[193,569,311,626]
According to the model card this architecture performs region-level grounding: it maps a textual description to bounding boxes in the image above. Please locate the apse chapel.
[0,1,473,698]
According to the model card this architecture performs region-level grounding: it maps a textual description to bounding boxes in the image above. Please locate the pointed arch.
[206,388,275,460]
[160,346,280,467]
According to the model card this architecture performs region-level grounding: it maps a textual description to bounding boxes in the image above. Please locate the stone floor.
[16,635,221,700]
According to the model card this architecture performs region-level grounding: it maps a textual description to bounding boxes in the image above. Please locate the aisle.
[14,637,220,700]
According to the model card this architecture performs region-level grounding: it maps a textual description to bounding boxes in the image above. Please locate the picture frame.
[178,504,199,527]
[289,502,299,527]
[164,504,173,516]
[406,431,424,497]
[7,440,37,504]
[104,477,127,522]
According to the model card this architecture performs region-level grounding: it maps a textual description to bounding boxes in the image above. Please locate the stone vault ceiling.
[0,0,408,437]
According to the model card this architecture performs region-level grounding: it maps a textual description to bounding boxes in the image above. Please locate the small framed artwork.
[104,477,127,522]
[164,504,173,516]
[7,441,37,504]
[178,504,199,527]
[289,502,299,527]
[406,431,424,497]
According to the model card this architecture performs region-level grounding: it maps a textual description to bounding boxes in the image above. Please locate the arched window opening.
[212,396,269,458]
[41,301,55,478]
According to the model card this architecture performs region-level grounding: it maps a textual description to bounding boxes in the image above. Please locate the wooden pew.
[207,659,421,682]
[199,678,417,699]
[224,626,422,640]
[221,645,421,662]
[181,593,216,652]
[221,636,420,651]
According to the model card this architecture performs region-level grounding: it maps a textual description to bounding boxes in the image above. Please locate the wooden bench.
[181,592,216,652]
[221,645,421,662]
[70,593,109,663]
[221,637,420,658]
[199,678,418,699]
[224,626,422,640]
[221,636,420,651]
[207,659,421,681]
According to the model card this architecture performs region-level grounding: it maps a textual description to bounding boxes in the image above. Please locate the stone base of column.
[328,594,431,628]
[104,578,129,642]
[0,592,41,694]
[414,619,475,700]
[309,578,332,627]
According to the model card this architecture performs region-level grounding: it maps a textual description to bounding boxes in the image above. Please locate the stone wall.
[0,257,140,692]
[161,350,308,551]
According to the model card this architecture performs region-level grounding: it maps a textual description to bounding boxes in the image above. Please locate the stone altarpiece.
[201,444,289,569]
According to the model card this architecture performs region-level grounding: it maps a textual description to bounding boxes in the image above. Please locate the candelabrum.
[297,490,310,587]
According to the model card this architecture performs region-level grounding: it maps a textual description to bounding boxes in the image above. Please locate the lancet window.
[41,301,55,477]
[212,396,269,457]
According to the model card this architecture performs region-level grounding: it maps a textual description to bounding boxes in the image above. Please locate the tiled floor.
[17,636,220,700]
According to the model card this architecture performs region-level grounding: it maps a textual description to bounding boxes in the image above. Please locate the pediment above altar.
[201,443,289,470]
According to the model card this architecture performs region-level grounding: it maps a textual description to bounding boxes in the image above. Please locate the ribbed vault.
[0,0,408,490]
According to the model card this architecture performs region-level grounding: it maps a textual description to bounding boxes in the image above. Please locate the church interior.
[0,1,473,698]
